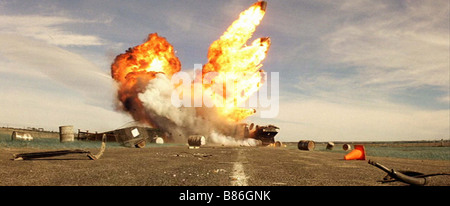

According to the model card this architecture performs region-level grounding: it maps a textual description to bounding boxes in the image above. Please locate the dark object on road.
[342,144,351,151]
[326,142,334,150]
[368,160,450,186]
[233,123,279,146]
[251,125,279,146]
[12,134,106,161]
[123,136,147,148]
[298,140,315,151]
[188,135,206,147]
[77,126,164,148]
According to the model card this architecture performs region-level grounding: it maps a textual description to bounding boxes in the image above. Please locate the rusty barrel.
[275,141,282,147]
[298,140,315,151]
[188,135,206,147]
[343,144,352,151]
[11,131,33,141]
[326,142,335,150]
[59,125,74,142]
[154,137,164,144]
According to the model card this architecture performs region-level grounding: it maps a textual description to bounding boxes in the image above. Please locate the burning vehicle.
[249,124,280,146]
[226,123,279,146]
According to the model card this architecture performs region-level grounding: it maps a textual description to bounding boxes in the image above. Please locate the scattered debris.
[12,134,106,161]
[123,137,147,148]
[80,126,164,148]
[193,153,212,158]
[249,124,279,146]
[89,135,106,160]
[213,169,227,173]
[120,131,149,148]
[174,152,212,158]
[368,160,450,186]
[13,149,89,161]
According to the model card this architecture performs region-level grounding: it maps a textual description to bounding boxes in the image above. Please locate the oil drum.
[188,135,206,146]
[298,140,315,151]
[342,144,352,151]
[59,125,74,142]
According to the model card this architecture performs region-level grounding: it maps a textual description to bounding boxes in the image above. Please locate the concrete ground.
[0,145,449,186]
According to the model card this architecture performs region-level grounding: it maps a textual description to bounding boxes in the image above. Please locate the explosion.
[111,33,181,127]
[111,1,271,143]
[202,1,270,122]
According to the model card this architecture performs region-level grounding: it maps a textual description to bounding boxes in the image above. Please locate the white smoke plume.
[137,73,258,146]
[209,131,261,147]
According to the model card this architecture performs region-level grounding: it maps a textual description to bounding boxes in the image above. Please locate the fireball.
[111,33,181,126]
[111,1,270,127]
[202,1,271,122]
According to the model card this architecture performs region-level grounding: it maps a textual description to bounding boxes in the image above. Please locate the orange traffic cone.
[344,145,366,160]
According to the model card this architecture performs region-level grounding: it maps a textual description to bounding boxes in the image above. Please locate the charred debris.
[12,134,106,161]
[77,123,280,148]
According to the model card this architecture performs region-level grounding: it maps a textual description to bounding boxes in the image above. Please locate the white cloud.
[323,0,449,90]
[0,15,105,46]
[227,0,450,142]
[0,34,113,106]
[0,88,131,132]
[437,94,450,104]
[0,34,131,131]
[252,97,449,142]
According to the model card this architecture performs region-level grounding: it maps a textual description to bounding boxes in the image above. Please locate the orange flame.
[111,1,270,126]
[111,33,181,126]
[202,1,270,122]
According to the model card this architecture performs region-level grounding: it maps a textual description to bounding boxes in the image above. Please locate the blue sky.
[0,0,448,141]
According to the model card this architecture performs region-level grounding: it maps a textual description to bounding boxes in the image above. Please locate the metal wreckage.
[77,123,280,148]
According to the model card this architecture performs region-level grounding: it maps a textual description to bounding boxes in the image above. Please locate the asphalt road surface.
[1,145,449,186]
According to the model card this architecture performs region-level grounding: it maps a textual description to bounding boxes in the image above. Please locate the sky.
[0,0,448,142]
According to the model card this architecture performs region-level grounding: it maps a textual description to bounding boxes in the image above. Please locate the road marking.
[230,150,248,186]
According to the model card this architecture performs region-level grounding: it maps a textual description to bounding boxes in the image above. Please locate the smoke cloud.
[209,131,261,147]
[137,73,243,144]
